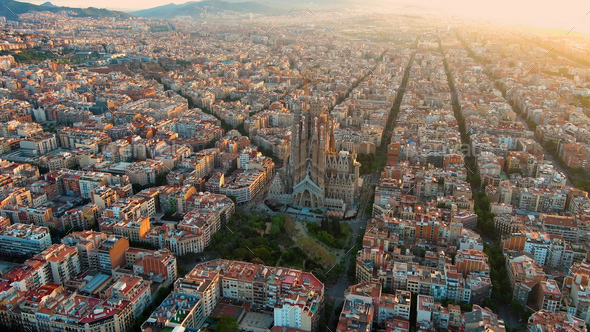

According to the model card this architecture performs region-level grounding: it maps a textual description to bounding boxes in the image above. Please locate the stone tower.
[273,95,360,211]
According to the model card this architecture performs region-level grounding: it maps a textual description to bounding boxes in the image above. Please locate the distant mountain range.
[129,0,373,18]
[0,0,132,19]
[130,0,283,18]
[39,2,58,7]
[0,0,424,21]
[129,0,434,19]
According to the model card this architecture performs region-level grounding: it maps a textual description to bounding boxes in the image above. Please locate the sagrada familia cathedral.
[269,99,361,211]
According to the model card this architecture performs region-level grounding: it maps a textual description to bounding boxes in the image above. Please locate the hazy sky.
[418,0,590,31]
[25,0,590,32]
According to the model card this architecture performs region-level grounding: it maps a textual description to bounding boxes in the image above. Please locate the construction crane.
[268,69,320,108]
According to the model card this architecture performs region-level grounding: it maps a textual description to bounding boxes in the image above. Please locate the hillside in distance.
[129,0,440,19]
[129,0,372,18]
[130,0,283,18]
[0,0,132,19]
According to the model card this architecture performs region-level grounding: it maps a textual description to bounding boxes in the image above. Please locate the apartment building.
[19,132,58,156]
[56,127,110,153]
[541,214,579,243]
[565,262,590,289]
[416,295,434,324]
[0,215,9,231]
[562,262,590,323]
[88,236,129,274]
[131,248,177,281]
[534,280,562,312]
[179,153,215,179]
[452,211,478,230]
[561,142,590,172]
[117,96,188,121]
[46,151,80,171]
[33,244,81,285]
[387,142,401,166]
[186,191,235,224]
[523,232,574,269]
[175,259,324,331]
[58,208,87,230]
[517,188,568,213]
[3,286,134,332]
[336,282,381,332]
[104,275,152,319]
[163,228,207,256]
[359,257,491,304]
[220,169,266,206]
[113,216,151,242]
[159,185,198,214]
[126,159,164,186]
[101,198,144,222]
[177,210,221,248]
[174,267,222,317]
[377,290,411,323]
[458,229,484,251]
[205,172,225,193]
[1,258,51,292]
[30,180,59,201]
[415,219,442,243]
[91,186,120,209]
[568,284,590,323]
[528,310,586,332]
[455,249,490,277]
[143,227,192,257]
[356,247,392,286]
[494,214,527,237]
[59,169,114,198]
[0,223,51,256]
[61,230,107,271]
[141,292,205,332]
[141,192,234,256]
[445,267,472,304]
[0,187,33,208]
[507,255,546,306]
[464,305,505,332]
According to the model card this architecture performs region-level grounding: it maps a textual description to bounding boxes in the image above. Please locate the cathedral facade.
[269,100,361,211]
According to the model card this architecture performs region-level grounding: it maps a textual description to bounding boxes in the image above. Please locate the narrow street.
[512,110,573,187]
[324,52,415,318]
[458,32,573,188]
[523,36,589,69]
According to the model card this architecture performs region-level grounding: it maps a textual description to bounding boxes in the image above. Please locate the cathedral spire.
[329,116,335,153]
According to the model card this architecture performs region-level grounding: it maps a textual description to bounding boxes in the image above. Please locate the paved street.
[326,274,350,302]
[324,53,414,320]
[497,305,525,331]
[513,111,572,187]
[460,36,573,188]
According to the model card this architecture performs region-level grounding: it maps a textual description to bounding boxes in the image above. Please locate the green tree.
[233,248,250,260]
[156,172,168,186]
[282,249,295,263]
[253,247,272,263]
[320,218,329,231]
[238,238,253,249]
[545,140,558,155]
[250,236,269,247]
[329,217,342,237]
[270,215,284,235]
[284,215,297,238]
[510,300,523,315]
